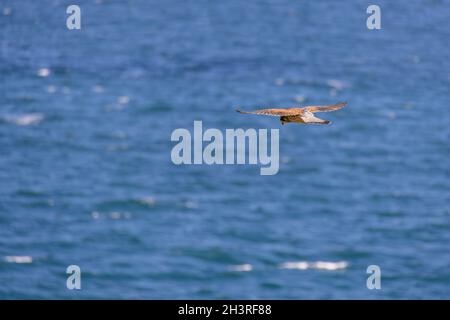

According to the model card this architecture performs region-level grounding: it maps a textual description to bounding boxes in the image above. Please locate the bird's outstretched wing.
[305,102,347,113]
[236,108,303,117]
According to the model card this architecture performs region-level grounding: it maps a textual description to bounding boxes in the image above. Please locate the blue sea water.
[0,0,449,299]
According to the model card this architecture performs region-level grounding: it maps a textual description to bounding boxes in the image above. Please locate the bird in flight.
[236,102,347,125]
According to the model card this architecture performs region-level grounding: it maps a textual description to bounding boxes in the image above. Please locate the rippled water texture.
[0,0,449,299]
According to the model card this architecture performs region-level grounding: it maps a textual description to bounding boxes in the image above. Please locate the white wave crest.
[4,256,33,264]
[279,261,348,271]
[3,113,44,126]
[229,264,253,272]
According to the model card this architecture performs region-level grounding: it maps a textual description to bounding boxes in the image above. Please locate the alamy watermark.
[366,265,381,289]
[366,5,381,30]
[66,5,81,30]
[171,121,279,175]
[64,5,380,31]
[66,265,81,290]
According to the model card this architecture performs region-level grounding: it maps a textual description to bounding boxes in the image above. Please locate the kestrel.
[236,102,347,125]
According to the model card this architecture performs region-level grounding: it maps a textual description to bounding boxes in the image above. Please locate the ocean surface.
[0,0,449,299]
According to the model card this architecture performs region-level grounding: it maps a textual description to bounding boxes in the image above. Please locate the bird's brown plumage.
[236,102,347,125]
